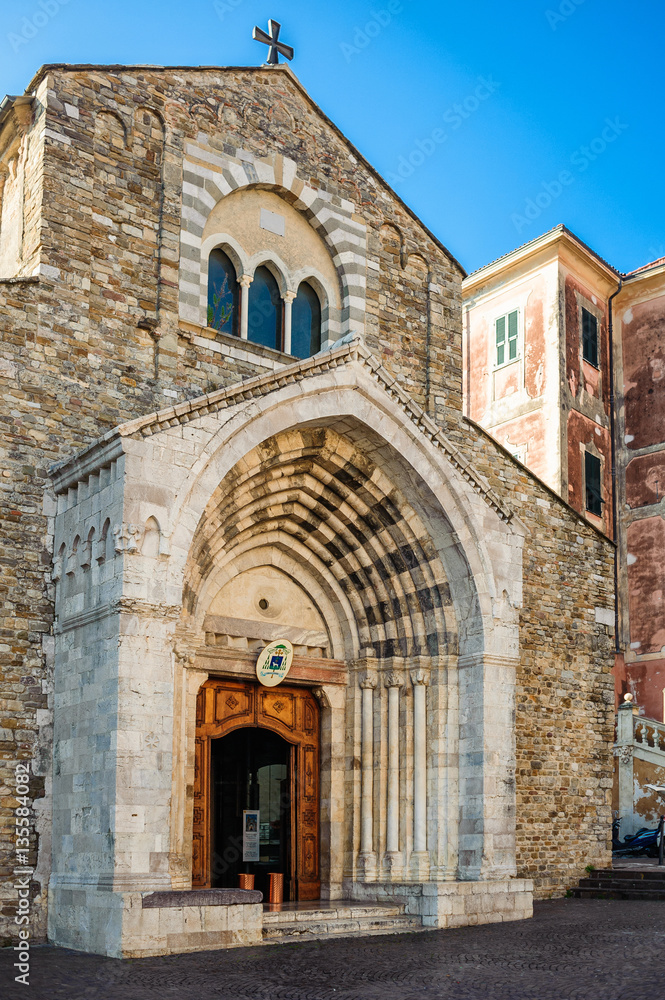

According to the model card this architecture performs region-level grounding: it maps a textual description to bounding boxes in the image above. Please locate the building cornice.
[623,261,665,286]
[463,225,620,296]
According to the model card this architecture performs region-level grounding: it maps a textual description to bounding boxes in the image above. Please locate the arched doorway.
[193,679,320,900]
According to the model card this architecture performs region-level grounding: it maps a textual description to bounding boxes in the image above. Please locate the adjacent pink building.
[463,225,665,720]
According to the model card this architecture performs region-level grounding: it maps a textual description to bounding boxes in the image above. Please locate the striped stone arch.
[182,426,459,661]
[179,141,367,335]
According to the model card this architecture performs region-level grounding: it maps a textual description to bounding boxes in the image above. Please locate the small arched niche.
[142,516,161,559]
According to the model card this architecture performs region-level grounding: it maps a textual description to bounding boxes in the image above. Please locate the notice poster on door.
[242,809,260,862]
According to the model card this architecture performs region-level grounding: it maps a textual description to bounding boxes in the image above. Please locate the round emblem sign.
[256,639,294,687]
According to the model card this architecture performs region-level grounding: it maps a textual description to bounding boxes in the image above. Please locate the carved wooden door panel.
[193,678,320,899]
[295,694,320,900]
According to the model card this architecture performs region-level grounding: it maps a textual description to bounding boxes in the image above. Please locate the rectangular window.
[582,308,598,367]
[585,451,602,516]
[495,310,519,367]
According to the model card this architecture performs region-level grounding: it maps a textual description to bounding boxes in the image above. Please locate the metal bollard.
[269,872,284,904]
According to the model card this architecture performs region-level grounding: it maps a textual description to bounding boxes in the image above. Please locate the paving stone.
[1,899,664,1000]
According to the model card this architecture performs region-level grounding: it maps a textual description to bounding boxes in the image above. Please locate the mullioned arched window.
[207,249,239,337]
[207,248,326,358]
[291,282,322,359]
[247,266,283,351]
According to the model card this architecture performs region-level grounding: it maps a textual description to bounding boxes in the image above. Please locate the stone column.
[282,290,296,355]
[458,652,518,881]
[615,694,637,836]
[384,672,404,879]
[238,274,252,340]
[410,666,430,879]
[171,644,206,891]
[357,671,377,880]
[427,654,459,882]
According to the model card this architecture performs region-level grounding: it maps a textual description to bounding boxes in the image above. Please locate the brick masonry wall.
[0,64,613,942]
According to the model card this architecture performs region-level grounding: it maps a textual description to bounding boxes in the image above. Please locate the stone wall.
[458,420,615,895]
[0,63,615,944]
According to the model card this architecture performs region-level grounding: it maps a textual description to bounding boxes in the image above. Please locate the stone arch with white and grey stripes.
[178,142,367,338]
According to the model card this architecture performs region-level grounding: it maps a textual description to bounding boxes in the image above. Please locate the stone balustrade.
[614,696,665,837]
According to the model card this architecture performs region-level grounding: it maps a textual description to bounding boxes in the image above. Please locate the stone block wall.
[455,421,615,895]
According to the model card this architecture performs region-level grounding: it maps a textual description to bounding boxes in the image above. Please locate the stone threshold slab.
[143,888,263,908]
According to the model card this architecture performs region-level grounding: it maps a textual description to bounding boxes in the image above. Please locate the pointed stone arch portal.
[50,344,531,955]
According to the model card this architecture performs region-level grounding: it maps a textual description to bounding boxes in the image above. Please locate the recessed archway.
[184,425,461,661]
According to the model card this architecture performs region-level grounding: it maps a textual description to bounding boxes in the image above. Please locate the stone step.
[263,903,403,925]
[573,886,665,901]
[263,913,423,943]
[594,868,665,881]
[579,877,665,892]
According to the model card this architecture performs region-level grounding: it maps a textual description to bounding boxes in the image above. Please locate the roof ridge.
[464,224,621,281]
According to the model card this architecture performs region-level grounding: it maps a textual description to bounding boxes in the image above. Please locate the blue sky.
[2,0,663,274]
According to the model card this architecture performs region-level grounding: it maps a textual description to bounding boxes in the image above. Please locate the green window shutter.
[582,308,598,366]
[496,316,505,366]
[585,451,602,516]
[508,310,518,360]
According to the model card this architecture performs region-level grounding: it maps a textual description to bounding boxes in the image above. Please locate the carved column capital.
[238,274,253,289]
[359,672,378,690]
[410,667,430,687]
[384,671,404,689]
[613,745,633,764]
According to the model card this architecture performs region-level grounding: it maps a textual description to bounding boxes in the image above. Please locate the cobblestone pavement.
[2,899,664,1000]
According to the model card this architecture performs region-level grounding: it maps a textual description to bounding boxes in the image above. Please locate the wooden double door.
[193,678,320,900]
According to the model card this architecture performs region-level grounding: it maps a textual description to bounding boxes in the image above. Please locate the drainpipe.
[608,277,623,655]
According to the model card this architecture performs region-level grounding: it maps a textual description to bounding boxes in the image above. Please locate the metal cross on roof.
[252,19,294,65]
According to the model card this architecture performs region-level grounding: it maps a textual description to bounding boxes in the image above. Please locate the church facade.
[0,64,615,957]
